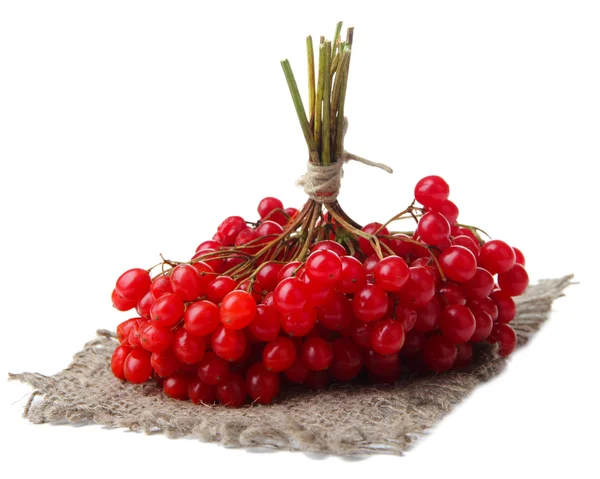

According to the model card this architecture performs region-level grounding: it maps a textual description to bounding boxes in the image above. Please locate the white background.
[1,1,599,477]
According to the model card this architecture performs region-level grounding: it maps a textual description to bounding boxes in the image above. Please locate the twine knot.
[296,118,393,204]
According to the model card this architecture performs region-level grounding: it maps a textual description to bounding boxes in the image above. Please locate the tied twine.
[296,118,394,204]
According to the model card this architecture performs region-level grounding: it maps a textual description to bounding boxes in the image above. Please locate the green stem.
[321,41,332,166]
[306,36,315,126]
[332,21,343,56]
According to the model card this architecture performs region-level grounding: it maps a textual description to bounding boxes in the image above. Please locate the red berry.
[190,261,217,293]
[317,291,353,331]
[488,323,517,357]
[220,290,257,330]
[188,378,217,404]
[277,261,303,282]
[423,336,457,372]
[394,306,418,332]
[331,338,362,381]
[263,337,296,372]
[311,240,347,257]
[256,262,284,292]
[479,240,516,274]
[301,271,334,307]
[302,337,333,371]
[400,330,427,357]
[437,282,467,306]
[197,352,229,385]
[284,207,299,221]
[163,373,189,400]
[280,308,318,336]
[305,250,342,286]
[363,349,400,375]
[273,277,309,313]
[417,212,451,246]
[183,300,220,337]
[248,304,281,341]
[111,345,133,380]
[440,304,476,344]
[211,325,246,362]
[370,319,405,355]
[358,223,390,257]
[490,290,517,324]
[256,220,284,237]
[285,357,309,383]
[353,284,389,322]
[216,372,247,407]
[111,289,137,311]
[337,256,366,294]
[498,264,529,296]
[206,275,236,303]
[116,318,138,344]
[398,266,436,307]
[438,245,477,282]
[192,248,225,274]
[123,348,152,383]
[139,322,174,353]
[414,297,441,332]
[217,216,247,246]
[374,255,410,292]
[414,175,450,208]
[115,268,151,302]
[470,306,494,342]
[452,235,479,258]
[513,247,526,266]
[462,267,495,299]
[468,297,499,321]
[127,319,144,348]
[258,196,284,218]
[246,362,281,404]
[173,328,206,364]
[150,293,185,327]
[151,350,179,377]
[430,199,459,225]
[136,291,154,319]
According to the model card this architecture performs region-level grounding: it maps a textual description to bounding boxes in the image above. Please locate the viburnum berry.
[468,296,499,321]
[490,290,517,324]
[217,216,247,246]
[488,323,517,357]
[513,247,526,266]
[247,304,281,341]
[430,199,459,225]
[216,372,247,407]
[163,373,189,400]
[374,255,410,292]
[437,282,467,306]
[273,277,309,313]
[220,290,257,330]
[197,352,229,385]
[139,322,174,353]
[211,325,246,362]
[301,271,334,307]
[317,291,353,331]
[479,240,516,275]
[331,338,362,381]
[470,306,494,342]
[462,267,495,299]
[150,293,185,327]
[191,261,217,293]
[302,337,333,371]
[423,335,457,373]
[188,378,217,404]
[256,220,284,237]
[263,337,296,372]
[115,268,151,302]
[439,304,476,344]
[353,284,389,322]
[400,330,427,357]
[116,317,138,344]
[285,357,310,384]
[136,291,154,319]
[414,175,450,209]
[151,350,179,378]
[498,264,529,296]
[417,211,451,246]
[438,245,477,282]
[398,266,436,307]
[454,342,473,369]
[413,296,441,332]
[173,328,206,364]
[311,240,347,257]
[337,256,366,294]
[112,289,137,312]
[256,262,284,292]
[452,235,480,258]
[394,306,418,332]
[123,348,152,384]
[246,362,281,404]
[206,275,236,303]
[370,319,405,355]
[358,223,390,257]
[305,249,342,286]
[363,349,400,375]
[280,308,318,336]
[258,196,284,219]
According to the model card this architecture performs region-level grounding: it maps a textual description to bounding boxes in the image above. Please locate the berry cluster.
[110,175,529,407]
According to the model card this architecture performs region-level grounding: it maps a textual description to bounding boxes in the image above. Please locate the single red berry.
[136,291,154,319]
[150,293,185,327]
[301,271,334,307]
[273,277,309,313]
[216,372,247,407]
[414,175,450,208]
[246,362,281,405]
[149,275,173,300]
[284,207,299,221]
[437,282,467,306]
[151,350,179,377]
[417,212,451,246]
[490,290,517,324]
[139,322,174,353]
[302,337,333,371]
[479,240,516,274]
[188,378,217,404]
[183,300,220,337]
[235,227,259,249]
[414,297,441,332]
[370,319,405,355]
[277,261,303,282]
[284,357,309,383]
[256,220,284,237]
[192,248,225,274]
[331,338,362,381]
[256,262,284,292]
[423,336,457,372]
[394,306,418,332]
[468,296,499,321]
[353,284,389,322]
[374,255,410,292]
[430,199,459,225]
[358,223,391,257]
[305,249,342,286]
[123,348,152,383]
[388,234,413,259]
[280,308,318,336]
[163,373,189,400]
[115,268,151,302]
[438,245,477,282]
[190,261,217,293]
[173,328,206,364]
[440,304,476,344]
[217,216,247,246]
[398,266,436,307]
[211,325,246,362]
[206,275,236,303]
[451,225,479,244]
[488,323,517,357]
[498,264,529,296]
[362,254,380,282]
[246,304,280,341]
[219,290,257,330]
[470,306,494,342]
[127,319,145,348]
[452,235,479,258]
[311,240,347,257]
[263,337,296,372]
[513,247,526,266]
[111,344,133,380]
[111,289,136,311]
[462,267,495,299]
[197,351,229,385]
[337,256,366,294]
[363,349,401,375]
[196,239,221,252]
[317,291,353,331]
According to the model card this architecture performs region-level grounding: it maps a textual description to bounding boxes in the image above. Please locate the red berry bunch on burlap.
[109,24,529,407]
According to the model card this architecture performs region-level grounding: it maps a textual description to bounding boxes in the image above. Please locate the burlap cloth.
[9,276,572,456]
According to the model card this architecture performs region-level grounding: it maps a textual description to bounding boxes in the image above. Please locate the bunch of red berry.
[110,175,529,407]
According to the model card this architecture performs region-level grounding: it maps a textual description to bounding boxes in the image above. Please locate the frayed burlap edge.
[9,275,573,456]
